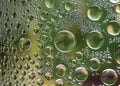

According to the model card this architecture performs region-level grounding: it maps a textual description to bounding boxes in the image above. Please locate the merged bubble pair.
[54,30,104,52]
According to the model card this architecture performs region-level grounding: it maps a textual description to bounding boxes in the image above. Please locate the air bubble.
[47,55,54,61]
[65,3,72,10]
[56,64,66,76]
[45,46,53,54]
[54,30,76,53]
[114,45,120,64]
[35,63,42,69]
[115,4,120,13]
[75,52,83,61]
[109,0,119,3]
[20,76,25,81]
[24,64,30,70]
[28,72,35,79]
[38,70,43,75]
[18,37,31,51]
[37,78,44,86]
[21,71,26,76]
[17,64,22,70]
[55,79,64,86]
[87,6,103,21]
[40,11,49,21]
[89,58,101,71]
[45,72,53,80]
[12,12,17,18]
[86,31,104,50]
[45,0,55,8]
[75,67,88,82]
[107,21,120,36]
[101,69,118,85]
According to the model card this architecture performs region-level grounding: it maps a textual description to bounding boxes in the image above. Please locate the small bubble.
[115,4,120,13]
[107,21,120,36]
[42,35,48,41]
[20,76,25,81]
[47,55,54,61]
[18,37,31,51]
[75,51,83,61]
[15,22,22,30]
[12,75,17,80]
[37,78,44,86]
[45,72,53,80]
[12,12,17,18]
[45,46,53,54]
[35,63,42,69]
[21,71,26,76]
[38,70,43,75]
[114,45,120,64]
[75,67,88,82]
[26,55,31,61]
[28,15,34,21]
[101,69,118,85]
[13,56,19,62]
[109,0,119,3]
[56,64,66,76]
[89,58,101,71]
[86,31,104,50]
[87,6,103,21]
[17,64,22,70]
[29,72,35,79]
[65,3,72,11]
[54,30,76,53]
[55,79,64,86]
[40,11,50,21]
[45,0,55,8]
[24,64,30,70]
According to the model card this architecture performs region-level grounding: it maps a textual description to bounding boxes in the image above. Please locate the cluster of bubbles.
[1,0,120,86]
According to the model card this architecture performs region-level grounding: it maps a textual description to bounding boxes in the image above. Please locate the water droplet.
[29,72,35,79]
[17,64,22,70]
[45,0,55,8]
[75,51,83,61]
[35,63,42,69]
[40,11,49,21]
[55,79,64,86]
[45,46,53,54]
[114,45,120,64]
[18,37,31,51]
[109,0,119,3]
[47,55,54,61]
[87,6,103,21]
[20,76,25,81]
[107,21,120,36]
[56,64,66,76]
[75,67,88,82]
[45,72,53,80]
[54,30,76,53]
[86,31,104,50]
[101,69,118,85]
[12,12,17,18]
[115,4,120,13]
[12,75,17,80]
[37,78,44,86]
[24,64,30,70]
[38,70,43,75]
[89,58,101,71]
[21,71,26,76]
[65,3,72,10]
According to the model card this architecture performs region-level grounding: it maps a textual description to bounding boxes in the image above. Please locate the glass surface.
[0,0,120,86]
